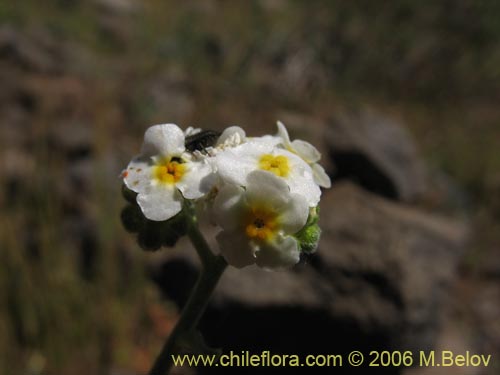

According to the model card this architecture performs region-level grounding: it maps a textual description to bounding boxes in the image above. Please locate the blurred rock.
[0,26,63,74]
[327,108,428,202]
[149,182,467,373]
[317,182,467,353]
[475,244,500,280]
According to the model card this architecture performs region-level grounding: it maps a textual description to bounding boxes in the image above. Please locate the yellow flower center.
[244,207,278,241]
[258,154,290,177]
[154,158,186,185]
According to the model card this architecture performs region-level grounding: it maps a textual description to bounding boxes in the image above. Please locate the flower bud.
[295,207,321,253]
[296,223,321,253]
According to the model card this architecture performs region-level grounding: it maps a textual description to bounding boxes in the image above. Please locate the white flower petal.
[285,155,319,202]
[249,134,282,148]
[215,142,270,186]
[286,171,321,207]
[277,121,322,164]
[137,184,183,221]
[123,156,154,193]
[213,184,246,231]
[216,126,246,147]
[141,124,185,157]
[291,139,321,163]
[184,126,202,137]
[276,121,291,146]
[276,149,321,207]
[176,161,214,199]
[245,170,290,211]
[312,163,331,188]
[216,230,256,268]
[278,193,309,234]
[255,236,300,269]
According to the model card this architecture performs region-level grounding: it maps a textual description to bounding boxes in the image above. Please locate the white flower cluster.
[123,122,331,269]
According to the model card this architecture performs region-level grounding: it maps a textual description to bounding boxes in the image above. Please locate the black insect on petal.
[185,130,221,152]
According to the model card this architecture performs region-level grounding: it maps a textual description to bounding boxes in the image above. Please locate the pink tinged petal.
[176,161,214,199]
[213,184,246,231]
[216,230,256,268]
[291,139,321,163]
[124,156,154,193]
[312,163,331,188]
[277,193,309,234]
[141,124,185,157]
[255,236,300,269]
[137,184,183,221]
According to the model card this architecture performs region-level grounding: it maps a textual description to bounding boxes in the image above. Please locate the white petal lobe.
[137,184,183,221]
[142,124,185,157]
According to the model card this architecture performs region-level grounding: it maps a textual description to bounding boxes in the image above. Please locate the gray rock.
[317,182,467,353]
[148,182,467,373]
[327,108,428,202]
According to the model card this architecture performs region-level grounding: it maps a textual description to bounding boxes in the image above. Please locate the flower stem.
[149,220,227,375]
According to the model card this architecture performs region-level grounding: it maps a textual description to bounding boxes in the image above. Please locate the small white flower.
[213,170,309,269]
[276,121,331,188]
[215,137,321,207]
[122,124,213,221]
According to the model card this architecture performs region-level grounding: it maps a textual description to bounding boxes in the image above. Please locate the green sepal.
[120,204,145,233]
[121,184,137,204]
[120,200,190,251]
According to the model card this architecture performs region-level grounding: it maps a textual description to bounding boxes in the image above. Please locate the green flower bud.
[295,206,321,253]
[296,224,321,253]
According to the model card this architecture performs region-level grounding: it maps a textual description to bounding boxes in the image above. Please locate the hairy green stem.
[149,219,227,375]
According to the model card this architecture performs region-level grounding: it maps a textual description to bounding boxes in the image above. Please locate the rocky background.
[1,1,500,374]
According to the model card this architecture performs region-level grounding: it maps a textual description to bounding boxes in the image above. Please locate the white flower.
[122,124,213,221]
[214,137,321,207]
[276,121,331,188]
[213,170,308,269]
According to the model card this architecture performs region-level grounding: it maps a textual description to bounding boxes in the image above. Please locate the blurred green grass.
[1,1,500,374]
